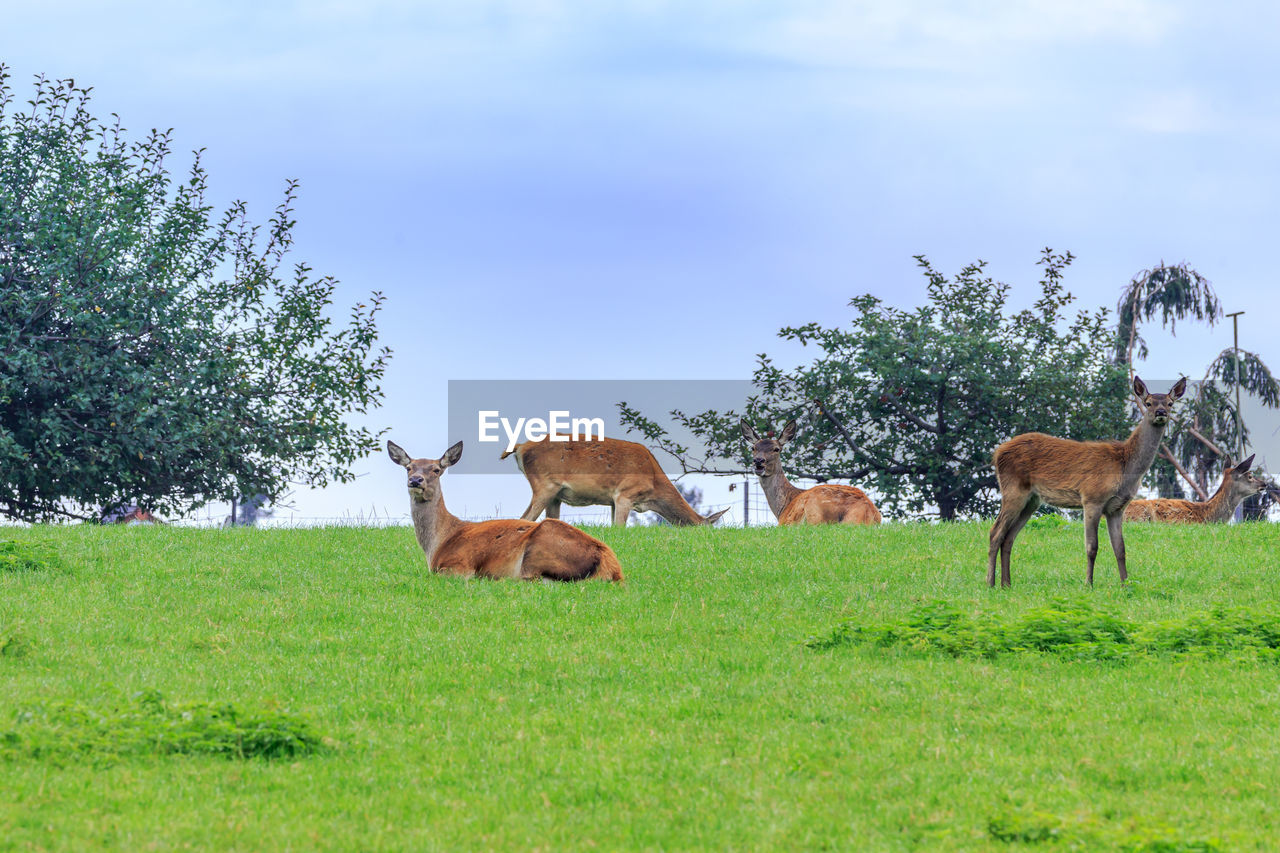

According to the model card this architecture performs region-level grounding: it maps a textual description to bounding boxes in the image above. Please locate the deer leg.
[1082,504,1103,585]
[518,485,560,521]
[1105,511,1128,583]
[988,490,1031,587]
[611,497,634,527]
[544,498,562,520]
[999,495,1041,587]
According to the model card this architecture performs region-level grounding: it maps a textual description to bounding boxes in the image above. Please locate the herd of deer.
[388,376,1270,587]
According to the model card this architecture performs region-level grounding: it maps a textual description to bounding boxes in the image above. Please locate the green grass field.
[2,520,1278,851]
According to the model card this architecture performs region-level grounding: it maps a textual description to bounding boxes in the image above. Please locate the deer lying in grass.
[988,375,1186,587]
[388,440,623,582]
[501,436,730,528]
[741,420,881,525]
[1125,454,1265,523]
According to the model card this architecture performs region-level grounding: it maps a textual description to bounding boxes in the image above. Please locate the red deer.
[988,375,1186,587]
[388,440,623,582]
[1125,454,1264,523]
[501,437,729,528]
[741,420,882,525]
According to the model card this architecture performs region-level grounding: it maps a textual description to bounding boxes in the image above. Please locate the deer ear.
[441,441,464,468]
[1170,376,1188,399]
[741,420,761,444]
[1236,454,1256,474]
[387,440,411,467]
[779,420,798,445]
[1132,375,1149,399]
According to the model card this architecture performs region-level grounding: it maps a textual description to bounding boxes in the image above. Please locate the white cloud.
[1124,90,1215,134]
[739,0,1179,72]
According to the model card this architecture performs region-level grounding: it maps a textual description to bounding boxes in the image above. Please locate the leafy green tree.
[0,69,391,521]
[1116,264,1279,509]
[621,250,1129,520]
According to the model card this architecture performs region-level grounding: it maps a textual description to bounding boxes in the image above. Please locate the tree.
[0,69,391,521]
[621,250,1130,520]
[1116,263,1279,510]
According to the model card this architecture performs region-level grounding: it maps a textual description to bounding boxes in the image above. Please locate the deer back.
[778,484,881,525]
[994,433,1130,505]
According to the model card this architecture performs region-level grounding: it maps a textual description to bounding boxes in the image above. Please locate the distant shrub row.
[1,690,328,761]
[807,600,1280,662]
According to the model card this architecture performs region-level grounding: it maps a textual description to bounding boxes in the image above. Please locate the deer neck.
[1202,476,1246,522]
[758,466,804,519]
[409,490,466,564]
[1120,414,1168,497]
[649,481,707,525]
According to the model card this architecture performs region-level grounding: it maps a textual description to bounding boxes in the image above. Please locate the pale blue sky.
[6,1,1279,522]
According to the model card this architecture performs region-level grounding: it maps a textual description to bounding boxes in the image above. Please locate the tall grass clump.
[0,539,56,572]
[1,690,328,761]
[808,599,1280,662]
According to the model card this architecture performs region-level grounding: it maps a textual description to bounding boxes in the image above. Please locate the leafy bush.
[1,690,328,761]
[808,600,1280,662]
[0,539,56,572]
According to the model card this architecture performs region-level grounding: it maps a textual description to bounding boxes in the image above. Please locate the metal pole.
[743,479,750,528]
[1226,310,1245,461]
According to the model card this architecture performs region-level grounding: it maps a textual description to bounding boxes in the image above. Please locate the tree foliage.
[621,250,1130,520]
[1116,262,1279,512]
[0,69,391,521]
[1115,263,1220,366]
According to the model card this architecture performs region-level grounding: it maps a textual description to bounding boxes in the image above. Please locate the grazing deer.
[1125,454,1264,523]
[501,437,730,528]
[987,375,1187,587]
[388,440,623,582]
[741,420,882,525]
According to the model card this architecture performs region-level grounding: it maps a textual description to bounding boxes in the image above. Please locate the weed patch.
[0,621,30,657]
[808,600,1280,662]
[987,808,1222,850]
[0,539,57,572]
[1,690,328,761]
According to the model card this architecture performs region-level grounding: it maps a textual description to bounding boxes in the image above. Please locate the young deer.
[988,375,1187,587]
[1125,454,1265,523]
[501,436,730,528]
[741,419,881,525]
[388,440,623,582]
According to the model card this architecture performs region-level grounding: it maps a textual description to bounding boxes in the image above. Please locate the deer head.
[741,419,798,478]
[1133,375,1187,426]
[387,440,463,502]
[1223,454,1266,502]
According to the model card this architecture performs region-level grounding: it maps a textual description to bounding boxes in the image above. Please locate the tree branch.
[1160,445,1208,501]
[811,398,913,475]
[1184,423,1228,460]
[883,392,940,434]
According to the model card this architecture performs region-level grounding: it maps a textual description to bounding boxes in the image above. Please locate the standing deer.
[1125,454,1265,523]
[741,420,882,525]
[388,440,623,582]
[501,436,730,527]
[987,375,1186,587]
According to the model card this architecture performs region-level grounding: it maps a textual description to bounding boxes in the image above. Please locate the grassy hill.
[2,521,1278,850]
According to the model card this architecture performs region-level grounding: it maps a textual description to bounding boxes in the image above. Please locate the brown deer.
[388,440,623,582]
[741,420,882,525]
[501,436,730,527]
[988,375,1187,587]
[1125,454,1265,523]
